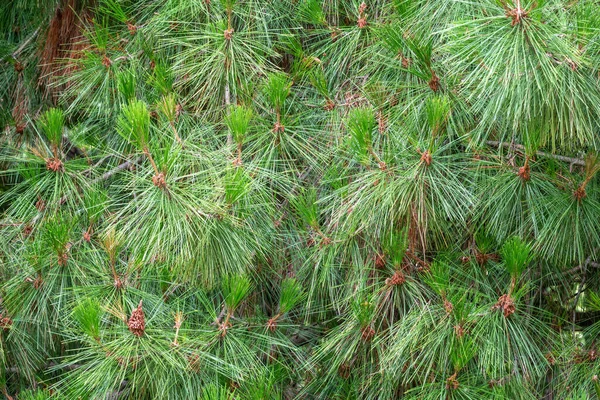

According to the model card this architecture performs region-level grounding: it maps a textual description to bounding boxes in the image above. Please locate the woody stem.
[143,148,159,175]
[223,309,233,327]
[170,121,182,145]
[368,146,383,165]
[110,258,118,283]
[173,322,181,345]
[508,276,516,297]
[236,142,242,160]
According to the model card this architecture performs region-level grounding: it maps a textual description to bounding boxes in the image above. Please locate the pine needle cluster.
[1,0,600,398]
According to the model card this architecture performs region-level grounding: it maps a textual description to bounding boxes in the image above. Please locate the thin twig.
[486,141,586,166]
[91,157,141,185]
[11,28,40,58]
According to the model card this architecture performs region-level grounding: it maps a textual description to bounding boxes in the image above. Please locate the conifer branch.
[486,141,586,166]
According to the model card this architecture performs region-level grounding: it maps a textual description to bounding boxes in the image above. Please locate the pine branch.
[486,141,586,166]
[90,157,142,185]
[11,27,40,58]
[27,158,141,226]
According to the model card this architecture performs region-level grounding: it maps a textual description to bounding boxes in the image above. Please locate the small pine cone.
[428,72,440,92]
[218,321,231,337]
[152,172,167,189]
[360,325,375,341]
[357,18,367,29]
[454,324,465,338]
[273,122,285,134]
[0,314,12,330]
[492,294,516,317]
[46,158,64,172]
[102,56,112,68]
[444,299,453,315]
[545,352,556,365]
[149,60,156,70]
[385,270,405,287]
[15,123,26,134]
[518,165,530,181]
[358,2,367,14]
[401,57,411,68]
[324,99,335,111]
[128,300,145,337]
[420,150,432,166]
[378,161,387,171]
[445,373,459,390]
[573,186,586,201]
[506,8,528,26]
[14,61,24,72]
[266,317,277,333]
[57,252,68,266]
[83,231,91,242]
[224,28,234,40]
[126,22,137,35]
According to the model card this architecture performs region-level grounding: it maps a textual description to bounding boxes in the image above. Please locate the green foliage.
[38,108,64,147]
[501,237,533,279]
[1,0,600,398]
[222,274,252,311]
[425,95,451,136]
[278,278,303,315]
[347,107,375,165]
[264,72,293,112]
[72,298,102,340]
[225,105,253,145]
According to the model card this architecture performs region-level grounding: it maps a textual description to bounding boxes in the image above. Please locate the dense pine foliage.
[1,0,600,398]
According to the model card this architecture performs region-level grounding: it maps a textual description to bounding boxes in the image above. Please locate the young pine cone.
[361,326,375,341]
[128,300,145,337]
[492,294,516,317]
[385,270,405,287]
